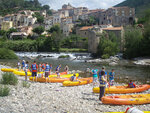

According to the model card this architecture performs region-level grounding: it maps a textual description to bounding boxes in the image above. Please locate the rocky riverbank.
[0,65,150,113]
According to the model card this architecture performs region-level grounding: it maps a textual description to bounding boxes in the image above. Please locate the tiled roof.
[79,26,93,31]
[102,27,123,31]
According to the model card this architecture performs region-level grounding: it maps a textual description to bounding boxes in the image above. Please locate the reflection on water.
[0,52,150,84]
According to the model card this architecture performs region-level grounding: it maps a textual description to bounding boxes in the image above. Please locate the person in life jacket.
[70,74,76,81]
[99,71,107,101]
[49,64,52,75]
[22,60,25,70]
[39,62,42,72]
[45,63,50,82]
[42,63,46,72]
[24,61,29,81]
[128,80,136,88]
[109,69,115,86]
[91,69,98,87]
[99,66,107,84]
[31,61,38,81]
[56,64,61,78]
[64,65,69,74]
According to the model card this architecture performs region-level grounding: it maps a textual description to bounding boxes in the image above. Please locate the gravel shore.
[0,65,150,113]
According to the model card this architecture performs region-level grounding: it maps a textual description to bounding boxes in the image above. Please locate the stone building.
[99,7,135,26]
[44,16,53,30]
[76,26,93,38]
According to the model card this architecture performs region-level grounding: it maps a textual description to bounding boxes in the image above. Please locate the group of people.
[17,60,69,81]
[91,66,136,101]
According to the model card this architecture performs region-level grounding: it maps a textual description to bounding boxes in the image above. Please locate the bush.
[0,85,10,97]
[58,55,70,58]
[1,72,18,85]
[22,81,30,88]
[102,54,110,59]
[0,48,18,59]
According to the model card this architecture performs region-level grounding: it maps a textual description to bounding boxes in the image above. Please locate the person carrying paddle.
[127,80,136,88]
[109,69,115,86]
[99,70,107,101]
[31,61,38,81]
[56,64,61,78]
[91,69,98,87]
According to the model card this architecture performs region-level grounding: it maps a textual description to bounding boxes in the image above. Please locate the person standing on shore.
[22,60,25,70]
[24,61,29,81]
[17,60,21,71]
[56,64,61,78]
[91,69,98,87]
[42,63,45,72]
[39,62,42,72]
[45,63,50,83]
[64,65,69,74]
[49,64,52,75]
[31,61,38,82]
[99,71,107,101]
[109,69,115,86]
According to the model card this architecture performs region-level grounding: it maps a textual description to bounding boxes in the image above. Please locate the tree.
[43,5,50,11]
[48,24,61,34]
[33,12,44,24]
[32,26,45,35]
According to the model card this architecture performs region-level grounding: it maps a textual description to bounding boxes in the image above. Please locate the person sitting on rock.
[128,80,136,88]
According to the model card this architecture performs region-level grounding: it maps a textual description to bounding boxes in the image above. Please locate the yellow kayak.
[13,70,32,76]
[49,73,79,78]
[63,77,93,86]
[93,85,150,94]
[103,111,150,113]
[1,68,18,72]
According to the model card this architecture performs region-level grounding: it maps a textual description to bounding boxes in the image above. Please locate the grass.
[22,81,30,88]
[60,48,88,52]
[1,72,18,85]
[0,85,10,97]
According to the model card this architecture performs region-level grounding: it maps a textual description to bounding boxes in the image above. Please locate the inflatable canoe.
[63,77,93,86]
[29,77,70,83]
[102,94,150,105]
[1,68,18,72]
[49,73,79,78]
[93,84,150,94]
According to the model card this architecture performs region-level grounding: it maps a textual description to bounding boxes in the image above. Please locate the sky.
[39,0,125,10]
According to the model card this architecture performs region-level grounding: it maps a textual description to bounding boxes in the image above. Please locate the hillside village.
[0,3,135,54]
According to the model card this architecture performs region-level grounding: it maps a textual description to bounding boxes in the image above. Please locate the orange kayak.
[62,77,93,86]
[29,77,71,83]
[102,94,150,105]
[93,84,150,94]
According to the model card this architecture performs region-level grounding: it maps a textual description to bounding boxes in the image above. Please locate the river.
[0,52,150,84]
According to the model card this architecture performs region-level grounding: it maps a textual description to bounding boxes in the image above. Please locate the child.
[128,80,136,88]
[91,69,98,86]
[24,61,29,81]
[109,69,115,86]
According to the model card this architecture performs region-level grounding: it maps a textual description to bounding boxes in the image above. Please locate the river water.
[0,52,150,84]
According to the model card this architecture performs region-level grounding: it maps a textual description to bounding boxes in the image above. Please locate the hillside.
[0,0,52,16]
[115,0,150,17]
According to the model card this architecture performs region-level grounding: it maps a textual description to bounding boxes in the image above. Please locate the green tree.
[33,12,44,24]
[124,28,143,59]
[48,24,61,34]
[42,5,50,11]
[32,26,45,35]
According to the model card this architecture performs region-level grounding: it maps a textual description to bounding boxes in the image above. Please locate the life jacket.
[99,71,107,85]
[129,82,135,88]
[45,65,50,72]
[39,64,42,68]
[71,76,75,81]
[32,64,37,71]
[93,70,97,75]
[109,72,115,80]
[22,62,25,67]
[56,66,59,71]
[42,64,45,69]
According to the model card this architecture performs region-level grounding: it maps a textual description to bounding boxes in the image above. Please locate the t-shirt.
[92,69,98,78]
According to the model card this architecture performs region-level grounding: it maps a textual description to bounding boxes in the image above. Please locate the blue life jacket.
[109,72,115,80]
[99,71,107,85]
[56,66,60,71]
[32,64,37,71]
[22,62,25,67]
[129,82,135,88]
[45,65,50,72]
[71,76,75,81]
[42,64,45,69]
